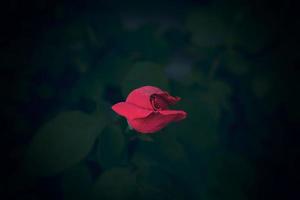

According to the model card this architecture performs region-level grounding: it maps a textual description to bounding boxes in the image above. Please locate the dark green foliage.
[3,0,297,200]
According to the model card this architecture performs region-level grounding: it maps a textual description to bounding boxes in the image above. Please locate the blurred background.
[1,0,299,199]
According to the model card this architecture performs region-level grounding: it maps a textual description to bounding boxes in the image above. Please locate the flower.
[112,86,187,133]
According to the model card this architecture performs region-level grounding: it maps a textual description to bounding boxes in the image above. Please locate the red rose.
[112,86,187,133]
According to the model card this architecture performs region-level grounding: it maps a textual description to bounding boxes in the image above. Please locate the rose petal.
[126,86,165,109]
[159,110,187,121]
[150,94,169,110]
[157,92,181,105]
[128,109,187,133]
[112,102,153,120]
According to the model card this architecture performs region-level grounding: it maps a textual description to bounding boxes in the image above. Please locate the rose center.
[150,94,169,111]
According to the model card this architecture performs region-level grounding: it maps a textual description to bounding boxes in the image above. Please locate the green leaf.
[121,61,169,96]
[71,56,90,74]
[68,75,104,104]
[24,111,106,177]
[131,152,158,170]
[201,152,255,200]
[170,81,232,153]
[229,12,270,53]
[157,134,186,162]
[222,49,249,76]
[176,102,219,153]
[61,163,93,200]
[122,24,169,61]
[90,13,123,43]
[198,80,233,120]
[186,2,270,53]
[210,79,232,103]
[96,125,125,169]
[92,167,137,200]
[136,166,182,200]
[97,54,133,86]
[136,134,154,142]
[186,9,228,48]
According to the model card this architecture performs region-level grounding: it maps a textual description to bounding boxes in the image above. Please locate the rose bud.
[112,86,187,133]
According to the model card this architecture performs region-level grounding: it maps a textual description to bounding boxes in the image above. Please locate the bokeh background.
[2,0,299,199]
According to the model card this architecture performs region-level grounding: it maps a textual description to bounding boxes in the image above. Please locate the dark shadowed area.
[1,0,299,200]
